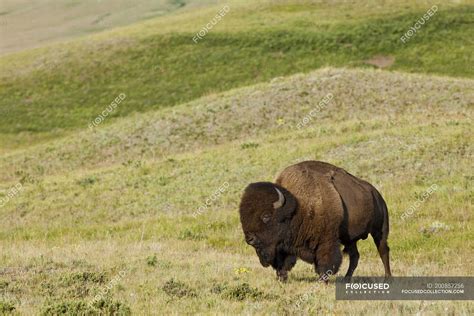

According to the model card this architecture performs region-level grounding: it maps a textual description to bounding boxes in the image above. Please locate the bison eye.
[261,213,271,224]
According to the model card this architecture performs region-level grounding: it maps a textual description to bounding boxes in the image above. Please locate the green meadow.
[0,1,473,148]
[0,0,472,315]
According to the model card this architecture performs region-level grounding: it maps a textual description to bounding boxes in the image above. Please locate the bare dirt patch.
[365,55,395,68]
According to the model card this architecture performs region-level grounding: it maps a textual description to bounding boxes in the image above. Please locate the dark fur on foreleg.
[315,241,341,282]
[273,250,297,282]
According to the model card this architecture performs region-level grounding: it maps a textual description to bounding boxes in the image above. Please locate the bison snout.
[255,248,273,267]
[257,251,271,267]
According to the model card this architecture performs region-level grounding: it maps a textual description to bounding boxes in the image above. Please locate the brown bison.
[239,161,391,281]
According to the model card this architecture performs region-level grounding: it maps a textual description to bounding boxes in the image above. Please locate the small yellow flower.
[234,267,250,275]
[276,118,285,125]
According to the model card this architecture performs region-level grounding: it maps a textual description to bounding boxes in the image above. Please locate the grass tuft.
[162,279,198,299]
[40,298,131,316]
[223,283,268,301]
[0,301,15,314]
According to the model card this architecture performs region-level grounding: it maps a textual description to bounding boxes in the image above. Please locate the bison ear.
[273,186,297,222]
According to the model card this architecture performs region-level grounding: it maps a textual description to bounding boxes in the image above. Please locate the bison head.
[239,182,297,267]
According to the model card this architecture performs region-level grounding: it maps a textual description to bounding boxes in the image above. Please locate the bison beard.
[239,161,391,282]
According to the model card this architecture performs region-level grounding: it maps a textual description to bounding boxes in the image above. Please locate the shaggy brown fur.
[239,161,391,281]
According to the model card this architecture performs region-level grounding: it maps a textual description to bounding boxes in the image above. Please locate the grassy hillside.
[0,68,472,314]
[0,0,473,150]
[0,0,472,314]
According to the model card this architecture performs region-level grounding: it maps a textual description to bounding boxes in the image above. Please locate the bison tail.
[371,189,392,277]
[380,194,389,240]
[372,189,389,240]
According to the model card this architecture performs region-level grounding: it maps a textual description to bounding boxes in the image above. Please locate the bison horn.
[273,187,285,209]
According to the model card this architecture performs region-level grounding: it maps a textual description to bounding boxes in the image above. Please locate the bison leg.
[343,242,359,278]
[276,255,297,282]
[372,233,392,277]
[315,241,341,281]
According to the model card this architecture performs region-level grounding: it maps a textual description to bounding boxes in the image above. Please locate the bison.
[239,161,391,281]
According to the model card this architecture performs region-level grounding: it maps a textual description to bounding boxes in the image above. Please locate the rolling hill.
[0,0,473,315]
[1,67,472,314]
[0,0,472,151]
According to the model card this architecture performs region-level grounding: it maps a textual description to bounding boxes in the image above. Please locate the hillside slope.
[0,68,472,314]
[0,0,216,54]
[0,67,472,185]
[0,0,472,150]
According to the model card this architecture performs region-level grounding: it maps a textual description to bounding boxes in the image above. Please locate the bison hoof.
[276,270,288,282]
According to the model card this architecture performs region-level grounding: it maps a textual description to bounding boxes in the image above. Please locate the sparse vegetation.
[146,255,158,267]
[40,298,131,316]
[241,142,260,149]
[223,283,266,301]
[0,300,15,314]
[162,279,197,299]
